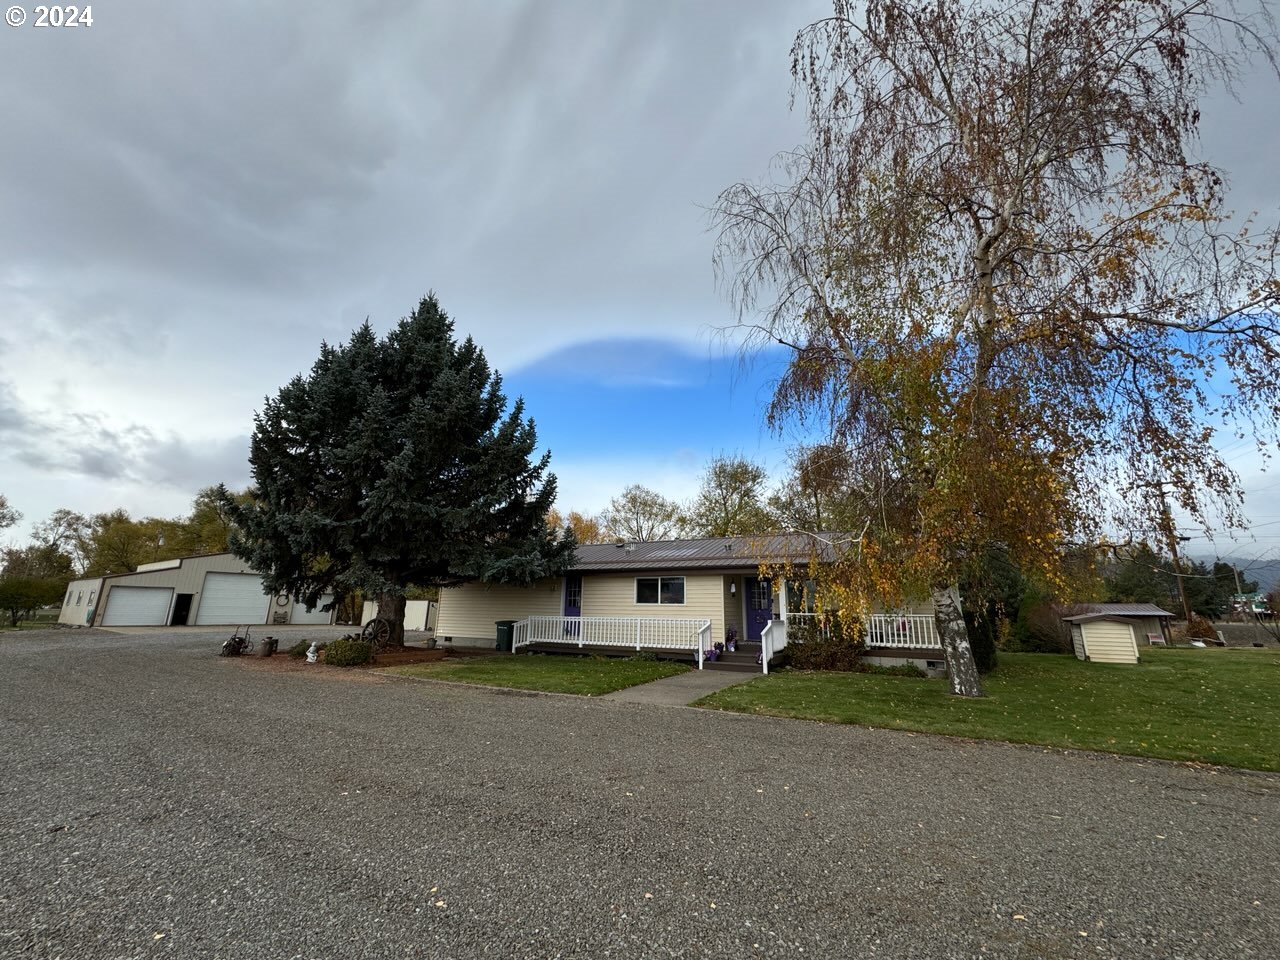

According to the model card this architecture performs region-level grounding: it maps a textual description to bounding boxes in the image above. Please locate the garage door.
[195,573,269,625]
[101,587,173,626]
[290,594,335,625]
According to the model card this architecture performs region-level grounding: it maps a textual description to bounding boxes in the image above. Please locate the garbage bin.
[495,620,516,653]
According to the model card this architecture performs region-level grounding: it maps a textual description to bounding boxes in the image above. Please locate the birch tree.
[715,0,1279,695]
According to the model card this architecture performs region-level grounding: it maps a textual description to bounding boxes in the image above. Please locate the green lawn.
[697,648,1280,771]
[384,654,690,696]
[0,612,61,631]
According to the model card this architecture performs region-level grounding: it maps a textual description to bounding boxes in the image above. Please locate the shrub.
[288,640,327,659]
[1184,613,1218,642]
[964,611,999,674]
[322,637,373,667]
[1010,593,1074,653]
[787,633,865,672]
[787,611,857,646]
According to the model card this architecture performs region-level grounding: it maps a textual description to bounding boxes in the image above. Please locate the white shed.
[1063,614,1142,664]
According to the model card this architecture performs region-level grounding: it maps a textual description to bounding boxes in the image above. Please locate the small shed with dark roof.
[1061,603,1176,663]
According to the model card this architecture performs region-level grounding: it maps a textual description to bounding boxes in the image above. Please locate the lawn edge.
[373,663,688,699]
[691,696,1280,778]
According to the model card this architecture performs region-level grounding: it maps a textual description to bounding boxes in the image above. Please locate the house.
[435,534,946,673]
[58,552,337,628]
[1062,603,1176,664]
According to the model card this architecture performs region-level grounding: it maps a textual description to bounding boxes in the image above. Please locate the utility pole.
[1232,563,1244,621]
[1158,495,1194,624]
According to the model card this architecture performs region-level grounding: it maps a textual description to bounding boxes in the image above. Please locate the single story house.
[435,534,945,673]
[1062,603,1175,664]
[59,552,337,628]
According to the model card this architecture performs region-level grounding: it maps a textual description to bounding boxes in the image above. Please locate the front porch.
[512,602,944,674]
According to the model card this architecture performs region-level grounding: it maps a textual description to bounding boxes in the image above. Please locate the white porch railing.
[864,614,941,649]
[783,612,942,649]
[761,619,787,675]
[512,616,713,669]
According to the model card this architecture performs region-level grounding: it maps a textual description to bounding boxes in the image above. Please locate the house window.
[752,579,771,609]
[88,591,96,605]
[65,590,72,607]
[636,576,684,605]
[76,590,83,605]
[565,578,582,609]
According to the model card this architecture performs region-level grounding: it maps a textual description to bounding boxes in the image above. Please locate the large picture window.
[635,576,685,605]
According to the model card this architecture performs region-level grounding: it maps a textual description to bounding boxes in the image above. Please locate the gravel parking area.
[2,628,1278,959]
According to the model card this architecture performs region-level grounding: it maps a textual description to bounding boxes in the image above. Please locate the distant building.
[1231,593,1271,617]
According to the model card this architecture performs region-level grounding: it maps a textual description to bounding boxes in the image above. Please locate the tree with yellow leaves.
[715,0,1279,695]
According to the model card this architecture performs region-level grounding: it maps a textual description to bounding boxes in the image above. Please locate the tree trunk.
[376,591,406,648]
[930,583,985,698]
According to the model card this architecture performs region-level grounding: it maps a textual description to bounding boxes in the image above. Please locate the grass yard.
[697,648,1280,771]
[0,611,61,631]
[384,653,690,696]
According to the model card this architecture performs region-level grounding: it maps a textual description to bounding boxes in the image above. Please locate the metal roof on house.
[570,534,842,572]
[1069,603,1176,618]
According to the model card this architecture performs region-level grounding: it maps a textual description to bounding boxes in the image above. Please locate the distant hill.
[1191,554,1280,595]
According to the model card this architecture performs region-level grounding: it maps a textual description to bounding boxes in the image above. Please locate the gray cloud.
[0,0,1275,532]
[1,379,249,490]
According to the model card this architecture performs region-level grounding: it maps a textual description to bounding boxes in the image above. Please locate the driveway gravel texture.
[1,629,1277,959]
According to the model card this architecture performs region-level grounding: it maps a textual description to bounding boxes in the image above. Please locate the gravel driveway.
[2,628,1277,959]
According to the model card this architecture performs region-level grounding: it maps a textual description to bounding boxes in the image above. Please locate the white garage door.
[290,594,335,625]
[195,573,269,625]
[102,587,173,626]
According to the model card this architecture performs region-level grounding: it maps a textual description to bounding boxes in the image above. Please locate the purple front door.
[743,576,772,640]
[563,575,582,617]
[563,575,582,640]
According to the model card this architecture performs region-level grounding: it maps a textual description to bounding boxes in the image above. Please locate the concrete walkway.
[601,666,754,706]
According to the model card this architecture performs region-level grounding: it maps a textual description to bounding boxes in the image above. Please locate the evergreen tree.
[224,294,574,645]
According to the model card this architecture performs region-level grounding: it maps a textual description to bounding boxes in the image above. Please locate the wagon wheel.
[361,617,392,650]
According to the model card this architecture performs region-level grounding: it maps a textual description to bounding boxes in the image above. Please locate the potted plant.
[725,627,738,653]
[705,647,719,662]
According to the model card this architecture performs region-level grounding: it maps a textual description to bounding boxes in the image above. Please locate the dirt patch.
[360,646,448,668]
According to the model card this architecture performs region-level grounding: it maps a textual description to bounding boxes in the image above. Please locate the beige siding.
[1081,620,1139,664]
[94,554,259,626]
[722,576,741,643]
[582,571,729,643]
[1132,616,1166,644]
[436,579,563,642]
[59,577,104,626]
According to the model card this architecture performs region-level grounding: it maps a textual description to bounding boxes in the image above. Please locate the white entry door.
[101,587,173,626]
[195,573,269,625]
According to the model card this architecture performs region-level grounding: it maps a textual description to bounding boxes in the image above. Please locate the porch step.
[703,644,762,672]
[702,658,761,673]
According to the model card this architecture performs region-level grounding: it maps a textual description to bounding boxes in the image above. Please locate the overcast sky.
[0,1,1276,570]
